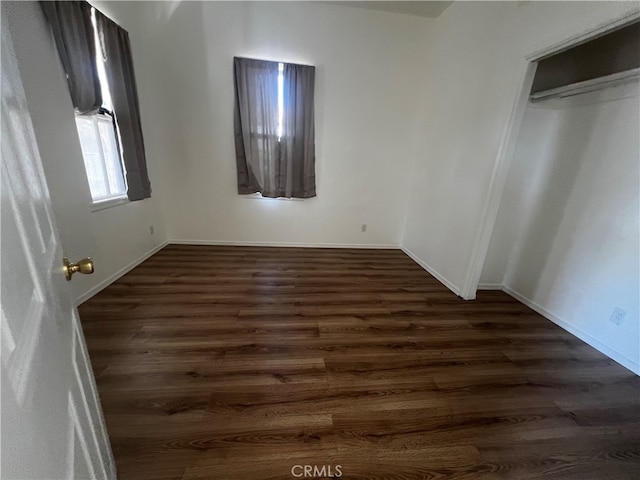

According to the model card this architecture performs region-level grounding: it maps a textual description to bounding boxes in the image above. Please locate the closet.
[480,21,640,372]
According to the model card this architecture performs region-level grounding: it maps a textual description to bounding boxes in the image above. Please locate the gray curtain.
[40,1,102,114]
[95,11,151,201]
[234,58,280,196]
[282,62,316,198]
[234,57,316,198]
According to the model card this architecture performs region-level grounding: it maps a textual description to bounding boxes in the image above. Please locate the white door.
[1,11,115,480]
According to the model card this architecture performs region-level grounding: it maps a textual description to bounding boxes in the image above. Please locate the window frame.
[75,107,129,207]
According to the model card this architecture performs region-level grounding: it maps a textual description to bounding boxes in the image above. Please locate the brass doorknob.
[63,257,94,281]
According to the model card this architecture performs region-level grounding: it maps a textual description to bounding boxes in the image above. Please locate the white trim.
[459,60,537,301]
[477,283,503,291]
[71,313,116,479]
[68,393,97,480]
[71,326,108,480]
[75,241,169,306]
[90,196,128,212]
[169,239,400,249]
[9,298,44,406]
[459,9,640,301]
[502,285,639,376]
[400,246,460,297]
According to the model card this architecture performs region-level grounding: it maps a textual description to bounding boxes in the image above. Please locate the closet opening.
[470,15,640,374]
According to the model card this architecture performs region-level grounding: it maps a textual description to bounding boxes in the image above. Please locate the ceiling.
[329,1,454,18]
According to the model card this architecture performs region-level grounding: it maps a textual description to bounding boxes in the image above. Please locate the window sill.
[242,193,306,202]
[91,196,129,212]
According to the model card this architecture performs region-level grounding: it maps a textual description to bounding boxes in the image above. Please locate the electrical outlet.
[609,307,626,326]
[361,224,367,233]
[149,225,154,235]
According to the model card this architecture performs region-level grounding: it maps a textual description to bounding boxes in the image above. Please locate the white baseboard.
[477,283,503,290]
[169,239,400,249]
[75,241,169,306]
[400,246,461,296]
[503,285,639,376]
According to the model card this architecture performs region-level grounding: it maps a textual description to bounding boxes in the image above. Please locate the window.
[75,110,126,202]
[42,2,151,203]
[73,7,127,205]
[234,57,316,199]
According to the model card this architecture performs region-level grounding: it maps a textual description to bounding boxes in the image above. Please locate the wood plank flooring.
[78,245,640,480]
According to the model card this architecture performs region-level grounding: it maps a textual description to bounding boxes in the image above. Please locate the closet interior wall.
[480,78,640,374]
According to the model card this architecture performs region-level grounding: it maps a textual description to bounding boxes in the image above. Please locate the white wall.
[6,1,170,303]
[479,106,563,287]
[481,83,640,374]
[401,1,640,295]
[142,1,432,247]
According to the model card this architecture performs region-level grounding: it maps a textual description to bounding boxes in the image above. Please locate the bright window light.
[75,114,126,202]
[73,8,127,204]
[91,8,113,111]
[277,62,284,141]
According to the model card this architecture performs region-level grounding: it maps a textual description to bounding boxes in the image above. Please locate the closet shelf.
[530,67,640,103]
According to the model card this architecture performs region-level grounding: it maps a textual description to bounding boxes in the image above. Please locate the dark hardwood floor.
[78,244,640,480]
